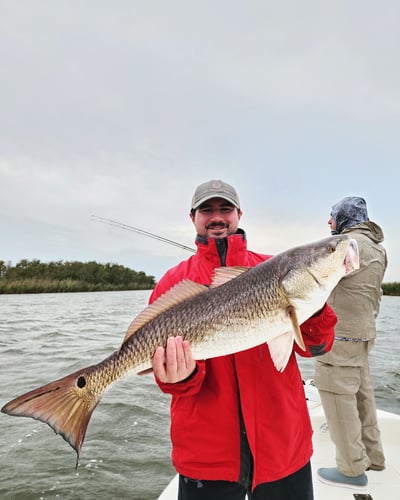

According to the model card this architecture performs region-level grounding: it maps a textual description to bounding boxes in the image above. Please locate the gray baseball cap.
[191,179,240,210]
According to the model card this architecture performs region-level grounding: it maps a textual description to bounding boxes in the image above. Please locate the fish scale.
[1,234,359,462]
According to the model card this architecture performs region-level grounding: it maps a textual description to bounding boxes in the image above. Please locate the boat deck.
[309,402,400,499]
[159,394,400,499]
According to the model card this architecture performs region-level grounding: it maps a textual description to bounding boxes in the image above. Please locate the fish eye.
[77,376,86,388]
[327,245,335,253]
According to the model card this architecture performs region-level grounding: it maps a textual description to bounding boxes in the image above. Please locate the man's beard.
[205,222,229,230]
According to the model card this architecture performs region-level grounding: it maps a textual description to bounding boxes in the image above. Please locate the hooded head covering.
[330,196,369,234]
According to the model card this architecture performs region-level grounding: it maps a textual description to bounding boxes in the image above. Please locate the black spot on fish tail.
[77,376,86,388]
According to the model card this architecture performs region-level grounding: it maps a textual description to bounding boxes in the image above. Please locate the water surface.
[1,292,398,499]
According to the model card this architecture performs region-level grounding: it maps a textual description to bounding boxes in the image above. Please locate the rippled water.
[0,292,399,499]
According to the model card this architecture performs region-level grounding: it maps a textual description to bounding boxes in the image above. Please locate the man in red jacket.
[150,180,337,500]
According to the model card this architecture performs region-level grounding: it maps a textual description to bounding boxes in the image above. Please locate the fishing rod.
[91,215,196,253]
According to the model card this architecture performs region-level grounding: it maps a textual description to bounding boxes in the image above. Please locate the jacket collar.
[194,229,248,267]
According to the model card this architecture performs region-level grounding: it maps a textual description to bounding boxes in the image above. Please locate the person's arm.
[295,303,337,357]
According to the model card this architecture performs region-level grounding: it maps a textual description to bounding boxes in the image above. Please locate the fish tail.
[1,368,103,462]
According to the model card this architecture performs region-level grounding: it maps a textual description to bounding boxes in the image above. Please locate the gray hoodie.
[323,197,387,350]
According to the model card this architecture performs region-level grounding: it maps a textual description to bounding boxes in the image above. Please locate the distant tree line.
[0,259,398,296]
[381,282,400,296]
[0,259,156,294]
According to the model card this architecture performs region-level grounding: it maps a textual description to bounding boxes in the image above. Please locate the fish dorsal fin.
[210,266,250,288]
[122,280,208,344]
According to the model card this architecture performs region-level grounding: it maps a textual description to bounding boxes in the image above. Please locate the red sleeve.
[295,303,337,358]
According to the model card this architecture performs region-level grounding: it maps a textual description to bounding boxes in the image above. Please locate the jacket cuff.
[155,360,206,396]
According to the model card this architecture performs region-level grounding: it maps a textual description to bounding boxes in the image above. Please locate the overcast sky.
[1,1,399,282]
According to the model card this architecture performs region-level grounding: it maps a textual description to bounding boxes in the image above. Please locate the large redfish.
[1,235,359,463]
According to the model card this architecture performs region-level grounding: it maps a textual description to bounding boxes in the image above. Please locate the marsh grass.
[0,278,153,294]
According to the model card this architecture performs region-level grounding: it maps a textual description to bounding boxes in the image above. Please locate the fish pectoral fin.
[137,367,153,376]
[267,332,294,372]
[1,370,101,462]
[210,266,250,288]
[267,306,306,371]
[122,280,208,343]
[286,305,306,351]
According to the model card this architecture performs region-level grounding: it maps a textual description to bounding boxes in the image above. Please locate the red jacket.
[149,231,336,489]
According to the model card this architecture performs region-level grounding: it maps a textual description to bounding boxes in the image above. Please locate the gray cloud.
[0,1,398,280]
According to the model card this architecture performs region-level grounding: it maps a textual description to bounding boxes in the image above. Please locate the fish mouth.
[344,239,359,273]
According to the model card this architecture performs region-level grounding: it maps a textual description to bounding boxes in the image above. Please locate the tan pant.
[314,341,385,476]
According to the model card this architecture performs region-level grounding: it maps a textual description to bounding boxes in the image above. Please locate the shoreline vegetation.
[381,282,400,296]
[0,259,155,294]
[1,259,399,296]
